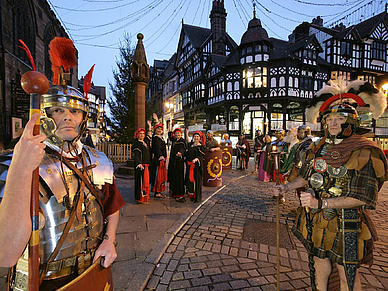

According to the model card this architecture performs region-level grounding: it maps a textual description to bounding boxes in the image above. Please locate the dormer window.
[372,41,386,61]
[255,45,261,52]
[340,42,352,57]
[247,46,252,53]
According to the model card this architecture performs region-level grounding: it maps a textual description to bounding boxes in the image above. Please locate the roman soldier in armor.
[274,78,388,291]
[236,134,250,170]
[263,129,289,180]
[281,125,313,183]
[0,37,125,290]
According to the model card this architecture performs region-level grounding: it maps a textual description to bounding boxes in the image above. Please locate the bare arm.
[300,193,366,209]
[0,114,46,267]
[273,176,308,197]
[93,210,120,268]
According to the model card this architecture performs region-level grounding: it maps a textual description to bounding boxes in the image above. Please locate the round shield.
[313,157,328,173]
[222,147,232,167]
[310,172,324,188]
[327,165,347,178]
[207,156,223,178]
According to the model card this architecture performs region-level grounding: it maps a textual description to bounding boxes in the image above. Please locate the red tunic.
[101,178,126,218]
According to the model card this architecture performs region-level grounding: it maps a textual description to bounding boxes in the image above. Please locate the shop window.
[243,112,251,134]
[229,106,240,130]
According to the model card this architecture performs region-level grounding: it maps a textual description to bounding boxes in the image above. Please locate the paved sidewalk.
[1,156,387,291]
[112,158,255,290]
[142,175,388,291]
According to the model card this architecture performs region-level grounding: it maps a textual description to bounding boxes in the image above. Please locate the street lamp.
[381,83,388,97]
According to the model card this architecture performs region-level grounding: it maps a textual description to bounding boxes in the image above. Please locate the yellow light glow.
[382,83,388,91]
[165,102,170,108]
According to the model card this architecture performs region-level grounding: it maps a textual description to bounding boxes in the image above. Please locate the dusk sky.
[48,0,385,105]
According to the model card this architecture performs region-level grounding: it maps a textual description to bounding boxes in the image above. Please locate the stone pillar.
[131,33,150,130]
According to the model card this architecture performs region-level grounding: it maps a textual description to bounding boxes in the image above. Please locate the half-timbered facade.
[153,0,388,140]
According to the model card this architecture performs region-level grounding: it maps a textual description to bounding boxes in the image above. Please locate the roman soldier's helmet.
[297,125,311,136]
[306,77,387,139]
[40,37,95,148]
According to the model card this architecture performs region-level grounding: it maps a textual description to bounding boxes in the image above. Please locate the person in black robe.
[168,128,187,199]
[180,130,206,203]
[150,123,167,198]
[133,127,151,204]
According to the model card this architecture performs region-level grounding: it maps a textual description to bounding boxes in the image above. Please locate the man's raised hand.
[13,113,46,171]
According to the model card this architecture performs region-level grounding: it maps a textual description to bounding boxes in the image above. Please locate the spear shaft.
[28,93,41,291]
[271,148,281,291]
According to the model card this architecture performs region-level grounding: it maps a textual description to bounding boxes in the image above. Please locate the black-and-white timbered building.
[151,0,388,140]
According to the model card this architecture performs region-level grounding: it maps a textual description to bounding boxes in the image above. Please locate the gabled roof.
[210,54,229,69]
[310,23,339,36]
[334,25,361,40]
[153,59,169,69]
[224,49,240,66]
[175,23,238,68]
[310,11,388,41]
[356,11,388,39]
[182,24,212,48]
[162,54,177,82]
[225,34,238,51]
[270,38,290,60]
[288,35,323,53]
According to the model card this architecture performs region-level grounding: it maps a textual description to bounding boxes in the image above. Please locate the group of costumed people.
[0,38,125,290]
[133,123,208,204]
[274,78,388,291]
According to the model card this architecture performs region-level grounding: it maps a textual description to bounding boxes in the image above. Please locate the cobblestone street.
[145,174,388,291]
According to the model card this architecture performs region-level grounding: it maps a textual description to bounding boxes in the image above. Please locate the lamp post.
[382,83,388,96]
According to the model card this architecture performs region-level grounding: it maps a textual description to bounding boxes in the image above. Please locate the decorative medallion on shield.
[222,147,232,168]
